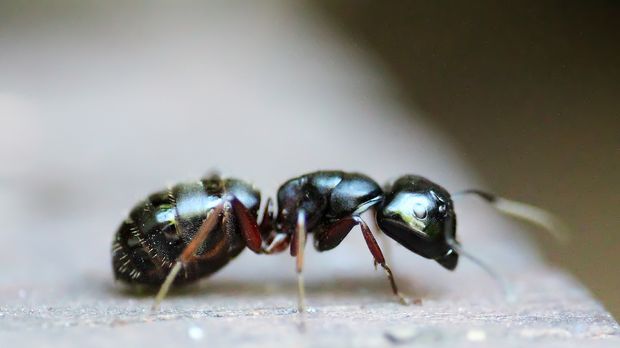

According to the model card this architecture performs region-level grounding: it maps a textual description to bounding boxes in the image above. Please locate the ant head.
[275,176,326,235]
[377,175,458,270]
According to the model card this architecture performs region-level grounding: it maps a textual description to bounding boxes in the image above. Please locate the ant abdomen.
[112,176,262,287]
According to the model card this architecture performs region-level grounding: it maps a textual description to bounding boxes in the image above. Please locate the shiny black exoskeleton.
[112,175,267,287]
[116,170,556,311]
[274,171,382,247]
[378,175,459,270]
[272,171,457,268]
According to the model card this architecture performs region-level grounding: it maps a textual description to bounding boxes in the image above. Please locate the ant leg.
[375,227,393,269]
[445,236,516,302]
[354,217,411,305]
[314,216,412,305]
[290,211,307,313]
[151,261,183,311]
[152,203,224,311]
[453,189,569,242]
[259,197,274,240]
[229,196,280,253]
[257,197,289,254]
[233,196,287,254]
[264,233,291,254]
[365,207,392,260]
[229,196,263,253]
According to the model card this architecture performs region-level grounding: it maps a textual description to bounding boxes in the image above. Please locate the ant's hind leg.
[151,203,225,311]
[229,197,263,253]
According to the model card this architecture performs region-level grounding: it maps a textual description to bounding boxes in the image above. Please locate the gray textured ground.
[0,2,617,347]
[1,255,618,347]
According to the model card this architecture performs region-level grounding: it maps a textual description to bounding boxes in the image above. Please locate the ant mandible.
[111,170,564,312]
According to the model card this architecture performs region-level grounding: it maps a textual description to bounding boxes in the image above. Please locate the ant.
[112,171,564,312]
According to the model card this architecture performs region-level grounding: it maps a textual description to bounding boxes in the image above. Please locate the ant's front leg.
[315,216,414,305]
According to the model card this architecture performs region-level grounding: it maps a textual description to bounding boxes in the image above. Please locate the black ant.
[112,171,564,312]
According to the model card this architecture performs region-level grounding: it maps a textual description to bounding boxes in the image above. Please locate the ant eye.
[413,203,427,219]
[438,204,446,214]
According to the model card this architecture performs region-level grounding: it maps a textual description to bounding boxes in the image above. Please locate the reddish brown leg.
[314,218,357,251]
[355,217,410,304]
[290,230,298,256]
[316,216,412,305]
[152,203,225,310]
[180,204,225,262]
[375,228,394,270]
[229,197,262,253]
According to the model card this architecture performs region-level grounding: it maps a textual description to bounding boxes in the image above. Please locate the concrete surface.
[1,264,619,347]
[0,2,617,347]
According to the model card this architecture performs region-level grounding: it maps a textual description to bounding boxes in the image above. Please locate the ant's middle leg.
[290,211,307,313]
[315,216,412,305]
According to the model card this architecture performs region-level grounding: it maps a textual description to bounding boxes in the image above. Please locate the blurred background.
[316,1,620,317]
[0,0,618,323]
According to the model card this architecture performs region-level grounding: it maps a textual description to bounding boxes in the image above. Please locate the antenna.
[445,236,516,302]
[453,189,569,243]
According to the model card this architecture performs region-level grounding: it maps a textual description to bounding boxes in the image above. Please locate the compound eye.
[413,202,428,219]
[438,204,446,215]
